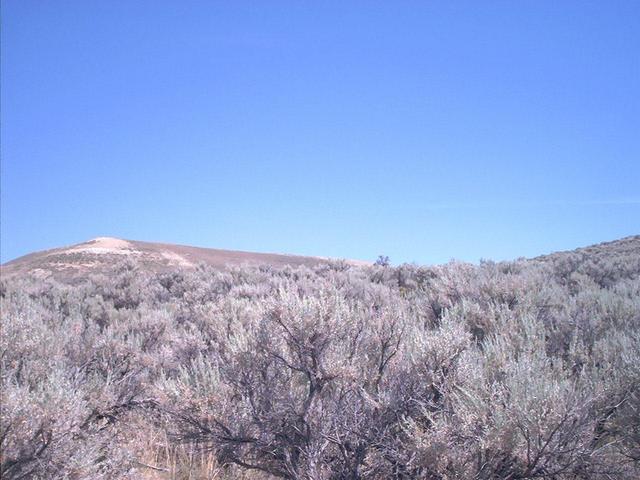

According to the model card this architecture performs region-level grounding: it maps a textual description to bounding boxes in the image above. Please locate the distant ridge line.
[1,236,372,281]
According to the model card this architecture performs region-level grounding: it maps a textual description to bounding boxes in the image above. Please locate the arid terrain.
[1,237,369,281]
[1,236,639,479]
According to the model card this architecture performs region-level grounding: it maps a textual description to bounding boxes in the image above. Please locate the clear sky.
[2,1,639,265]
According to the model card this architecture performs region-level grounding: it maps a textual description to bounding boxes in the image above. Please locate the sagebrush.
[1,240,639,479]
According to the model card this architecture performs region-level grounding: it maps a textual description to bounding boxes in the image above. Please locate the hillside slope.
[1,236,369,280]
[534,235,640,263]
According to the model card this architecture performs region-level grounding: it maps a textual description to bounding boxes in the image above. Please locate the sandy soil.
[61,237,140,255]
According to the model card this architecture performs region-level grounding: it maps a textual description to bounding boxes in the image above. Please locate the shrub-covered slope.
[1,237,639,479]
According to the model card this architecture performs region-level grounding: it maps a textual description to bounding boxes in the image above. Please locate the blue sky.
[2,1,639,264]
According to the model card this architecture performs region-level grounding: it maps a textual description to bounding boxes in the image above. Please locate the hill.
[1,236,369,281]
[534,234,640,263]
[531,235,640,287]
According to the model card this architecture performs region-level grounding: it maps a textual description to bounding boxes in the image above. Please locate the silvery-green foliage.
[2,239,639,479]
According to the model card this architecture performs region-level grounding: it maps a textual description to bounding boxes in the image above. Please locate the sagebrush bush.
[1,240,639,479]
